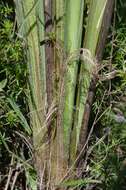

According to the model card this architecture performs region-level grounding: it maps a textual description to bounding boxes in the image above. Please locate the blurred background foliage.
[0,1,35,189]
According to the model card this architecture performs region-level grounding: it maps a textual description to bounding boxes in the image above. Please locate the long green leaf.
[7,98,32,135]
[59,178,101,188]
[14,1,47,186]
[14,0,47,147]
[63,0,84,164]
[76,0,108,151]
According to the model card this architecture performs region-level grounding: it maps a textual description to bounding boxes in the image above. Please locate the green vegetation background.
[0,0,126,189]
